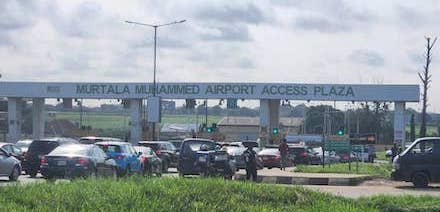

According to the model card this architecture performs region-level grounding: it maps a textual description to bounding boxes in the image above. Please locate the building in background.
[217,116,304,141]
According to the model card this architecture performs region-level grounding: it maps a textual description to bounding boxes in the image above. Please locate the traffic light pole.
[205,99,208,128]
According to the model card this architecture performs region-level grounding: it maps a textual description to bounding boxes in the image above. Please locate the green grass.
[47,112,222,129]
[1,177,440,211]
[295,163,392,178]
[376,151,387,161]
[405,124,439,137]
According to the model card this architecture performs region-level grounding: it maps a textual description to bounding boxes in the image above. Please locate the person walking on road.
[243,145,257,182]
[279,139,289,171]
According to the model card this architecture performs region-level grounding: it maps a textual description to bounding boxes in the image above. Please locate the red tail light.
[77,158,88,166]
[115,155,125,160]
[155,150,161,155]
[40,156,48,166]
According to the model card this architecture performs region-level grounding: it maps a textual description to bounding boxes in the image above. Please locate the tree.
[419,36,437,137]
[410,113,416,142]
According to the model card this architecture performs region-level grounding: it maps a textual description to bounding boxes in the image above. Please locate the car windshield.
[134,146,153,155]
[16,140,32,148]
[290,147,306,154]
[49,145,89,156]
[97,144,121,153]
[141,143,160,150]
[28,140,59,155]
[79,138,103,144]
[258,148,280,155]
[186,140,216,151]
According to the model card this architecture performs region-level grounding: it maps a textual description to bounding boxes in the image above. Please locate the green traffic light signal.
[207,127,212,133]
[337,128,344,135]
[272,128,279,134]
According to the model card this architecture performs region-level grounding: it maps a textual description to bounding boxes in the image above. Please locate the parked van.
[391,137,440,187]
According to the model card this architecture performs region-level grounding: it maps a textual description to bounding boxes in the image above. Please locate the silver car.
[0,147,21,181]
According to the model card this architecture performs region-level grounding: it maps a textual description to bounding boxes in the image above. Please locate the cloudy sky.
[1,0,439,111]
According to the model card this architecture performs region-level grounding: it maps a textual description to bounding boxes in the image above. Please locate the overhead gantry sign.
[0,82,419,146]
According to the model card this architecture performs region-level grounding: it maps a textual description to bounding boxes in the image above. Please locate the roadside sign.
[324,135,349,152]
[349,133,376,145]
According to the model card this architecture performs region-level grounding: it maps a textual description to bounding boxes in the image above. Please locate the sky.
[0,0,439,112]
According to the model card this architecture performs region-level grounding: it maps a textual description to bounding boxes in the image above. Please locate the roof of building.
[161,123,197,133]
[217,116,304,127]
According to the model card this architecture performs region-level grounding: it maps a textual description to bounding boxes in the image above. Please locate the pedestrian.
[243,145,257,182]
[279,138,289,171]
[391,143,398,162]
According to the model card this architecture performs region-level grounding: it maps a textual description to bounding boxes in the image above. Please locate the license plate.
[57,160,67,166]
[198,157,206,162]
[215,155,227,161]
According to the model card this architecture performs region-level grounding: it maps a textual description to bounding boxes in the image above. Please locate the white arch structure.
[1,82,419,147]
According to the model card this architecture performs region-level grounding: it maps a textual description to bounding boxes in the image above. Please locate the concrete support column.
[32,98,45,139]
[394,102,406,148]
[129,99,142,145]
[7,97,22,142]
[260,99,280,145]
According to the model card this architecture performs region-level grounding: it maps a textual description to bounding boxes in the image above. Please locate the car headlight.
[392,156,400,170]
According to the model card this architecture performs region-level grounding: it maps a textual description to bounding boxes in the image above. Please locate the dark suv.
[392,137,440,187]
[23,137,78,177]
[138,141,178,172]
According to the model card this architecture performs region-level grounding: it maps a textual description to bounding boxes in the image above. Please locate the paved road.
[304,179,440,198]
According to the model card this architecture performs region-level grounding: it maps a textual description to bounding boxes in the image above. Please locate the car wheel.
[9,166,20,181]
[124,165,130,177]
[162,160,169,173]
[413,172,429,188]
[28,169,37,178]
[89,168,97,179]
[156,169,162,177]
[111,167,118,179]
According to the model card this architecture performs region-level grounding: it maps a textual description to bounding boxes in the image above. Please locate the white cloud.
[0,0,439,112]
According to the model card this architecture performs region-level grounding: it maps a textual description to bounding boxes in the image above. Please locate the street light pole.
[125,19,186,141]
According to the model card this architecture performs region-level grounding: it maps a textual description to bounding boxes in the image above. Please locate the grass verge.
[295,162,392,178]
[1,177,440,211]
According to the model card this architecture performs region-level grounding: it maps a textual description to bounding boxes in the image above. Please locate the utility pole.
[125,19,186,141]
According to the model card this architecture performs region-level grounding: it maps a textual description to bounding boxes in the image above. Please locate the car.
[288,144,321,165]
[79,137,122,144]
[15,139,33,154]
[169,140,183,152]
[392,137,440,187]
[0,142,25,162]
[95,141,141,177]
[224,146,263,170]
[178,138,218,175]
[138,141,178,172]
[133,146,162,177]
[257,148,293,169]
[40,144,118,179]
[23,137,79,177]
[0,147,21,181]
[313,148,341,164]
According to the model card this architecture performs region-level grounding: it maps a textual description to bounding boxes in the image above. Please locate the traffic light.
[272,128,279,134]
[206,127,213,133]
[337,128,344,135]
